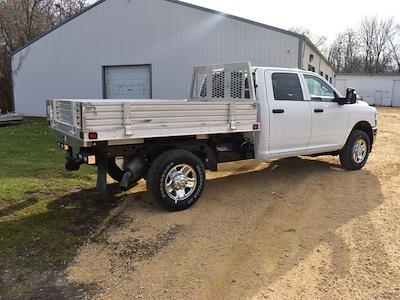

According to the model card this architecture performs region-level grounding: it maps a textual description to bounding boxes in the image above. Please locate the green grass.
[0,118,116,297]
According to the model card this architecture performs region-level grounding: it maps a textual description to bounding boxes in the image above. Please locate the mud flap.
[96,142,108,197]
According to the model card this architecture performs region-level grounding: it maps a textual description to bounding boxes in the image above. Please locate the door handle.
[314,109,324,113]
[272,109,285,114]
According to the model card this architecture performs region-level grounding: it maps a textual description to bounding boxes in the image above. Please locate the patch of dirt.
[27,273,100,300]
[56,108,400,298]
[116,225,183,262]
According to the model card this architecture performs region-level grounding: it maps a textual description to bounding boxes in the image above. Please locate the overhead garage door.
[393,81,400,107]
[104,65,151,99]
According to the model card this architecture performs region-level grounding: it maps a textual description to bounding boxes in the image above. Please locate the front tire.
[339,130,371,170]
[147,150,206,211]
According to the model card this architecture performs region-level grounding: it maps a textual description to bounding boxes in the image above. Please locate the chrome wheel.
[165,164,197,202]
[352,138,367,164]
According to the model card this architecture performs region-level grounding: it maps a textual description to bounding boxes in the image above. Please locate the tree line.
[293,16,400,74]
[329,16,400,74]
[0,0,87,113]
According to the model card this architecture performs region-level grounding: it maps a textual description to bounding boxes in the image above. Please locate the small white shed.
[335,74,400,107]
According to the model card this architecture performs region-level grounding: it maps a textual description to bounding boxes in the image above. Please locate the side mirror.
[346,88,357,104]
[337,97,347,105]
[337,88,357,105]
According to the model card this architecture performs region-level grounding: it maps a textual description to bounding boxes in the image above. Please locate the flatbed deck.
[48,99,258,143]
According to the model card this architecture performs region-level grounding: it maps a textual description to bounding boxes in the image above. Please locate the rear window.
[272,73,304,101]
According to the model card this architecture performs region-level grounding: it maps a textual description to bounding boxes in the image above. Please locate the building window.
[308,65,315,72]
[272,73,304,101]
[309,54,314,62]
[329,77,333,84]
[320,71,324,77]
[325,74,329,81]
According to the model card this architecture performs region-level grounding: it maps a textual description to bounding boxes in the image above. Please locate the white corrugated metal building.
[11,0,333,116]
[335,74,400,107]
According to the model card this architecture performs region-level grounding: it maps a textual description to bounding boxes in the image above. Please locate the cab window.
[304,75,335,101]
[272,73,304,101]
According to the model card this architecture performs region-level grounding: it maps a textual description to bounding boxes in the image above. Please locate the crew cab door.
[266,71,312,156]
[302,74,349,150]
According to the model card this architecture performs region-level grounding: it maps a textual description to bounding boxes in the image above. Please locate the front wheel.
[146,150,206,211]
[339,130,371,170]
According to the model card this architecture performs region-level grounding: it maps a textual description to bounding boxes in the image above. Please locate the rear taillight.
[88,132,98,140]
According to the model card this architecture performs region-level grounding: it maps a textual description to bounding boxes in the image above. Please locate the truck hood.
[356,100,377,112]
[357,100,371,107]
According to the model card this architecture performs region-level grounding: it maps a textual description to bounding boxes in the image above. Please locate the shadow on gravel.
[0,184,122,300]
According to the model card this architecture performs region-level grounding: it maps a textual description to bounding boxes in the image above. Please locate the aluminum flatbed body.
[47,62,259,152]
[47,98,258,147]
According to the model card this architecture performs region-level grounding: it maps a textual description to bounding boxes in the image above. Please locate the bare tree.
[342,29,362,72]
[328,16,399,74]
[0,0,87,113]
[328,29,362,73]
[289,26,328,55]
[359,16,376,73]
[359,16,395,73]
[53,0,87,25]
[389,24,400,72]
[328,33,344,72]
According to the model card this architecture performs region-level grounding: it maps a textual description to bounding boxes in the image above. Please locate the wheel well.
[147,141,218,172]
[353,121,373,149]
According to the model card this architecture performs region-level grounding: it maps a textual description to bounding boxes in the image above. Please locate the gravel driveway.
[66,107,400,299]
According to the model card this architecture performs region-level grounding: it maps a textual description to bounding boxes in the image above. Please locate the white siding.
[12,0,300,116]
[303,42,334,81]
[335,79,346,94]
[393,81,400,107]
[335,74,400,107]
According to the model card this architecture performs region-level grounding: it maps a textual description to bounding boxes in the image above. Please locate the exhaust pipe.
[119,156,147,191]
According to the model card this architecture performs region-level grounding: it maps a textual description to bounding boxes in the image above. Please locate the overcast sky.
[181,0,400,42]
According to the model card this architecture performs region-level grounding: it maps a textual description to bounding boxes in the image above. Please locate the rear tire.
[339,130,370,170]
[147,150,205,211]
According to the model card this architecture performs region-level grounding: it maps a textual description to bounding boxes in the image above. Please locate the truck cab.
[252,67,377,161]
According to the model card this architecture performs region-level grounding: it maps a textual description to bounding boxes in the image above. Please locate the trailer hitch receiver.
[66,157,81,171]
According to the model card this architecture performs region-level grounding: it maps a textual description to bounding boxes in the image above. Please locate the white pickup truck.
[47,62,377,211]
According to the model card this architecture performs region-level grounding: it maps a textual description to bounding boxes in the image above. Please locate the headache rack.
[190,62,256,101]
